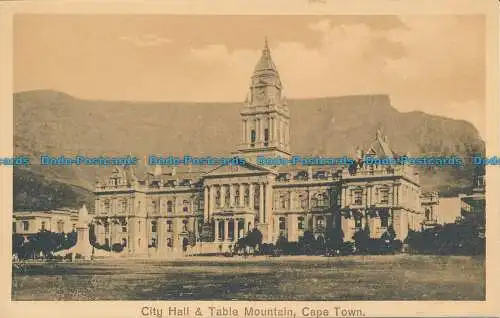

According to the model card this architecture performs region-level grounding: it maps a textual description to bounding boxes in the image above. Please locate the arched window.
[254,187,260,208]
[224,188,230,207]
[235,189,240,206]
[299,194,307,209]
[215,190,221,206]
[167,238,173,247]
[183,200,189,213]
[244,188,250,206]
[353,190,363,205]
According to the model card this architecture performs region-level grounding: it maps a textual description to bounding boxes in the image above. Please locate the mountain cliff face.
[13,90,485,209]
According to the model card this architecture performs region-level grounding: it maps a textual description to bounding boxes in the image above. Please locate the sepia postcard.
[1,0,499,317]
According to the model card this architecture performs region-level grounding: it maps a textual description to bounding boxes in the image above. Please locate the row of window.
[13,220,75,233]
[101,199,200,214]
[351,189,390,205]
[276,193,330,209]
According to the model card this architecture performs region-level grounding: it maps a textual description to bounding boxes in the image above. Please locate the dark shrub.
[112,243,124,252]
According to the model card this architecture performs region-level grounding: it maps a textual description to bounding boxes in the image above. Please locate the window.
[122,238,127,246]
[224,188,230,207]
[104,222,109,234]
[254,188,260,208]
[215,190,221,206]
[244,188,250,206]
[317,193,326,207]
[167,200,173,213]
[355,216,362,228]
[122,226,127,233]
[167,238,173,247]
[138,238,141,248]
[120,199,128,213]
[353,190,363,205]
[425,209,431,220]
[151,221,157,233]
[279,217,286,230]
[12,222,16,234]
[167,221,173,232]
[138,221,141,233]
[183,200,189,213]
[316,216,325,229]
[41,221,46,231]
[381,215,389,228]
[235,190,240,206]
[380,189,389,204]
[264,128,269,146]
[72,224,76,232]
[297,216,304,230]
[300,194,307,209]
[183,219,189,232]
[57,221,64,233]
[104,200,110,213]
[151,200,157,213]
[280,195,287,209]
[251,130,256,147]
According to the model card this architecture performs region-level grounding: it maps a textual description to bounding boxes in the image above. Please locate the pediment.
[203,161,276,177]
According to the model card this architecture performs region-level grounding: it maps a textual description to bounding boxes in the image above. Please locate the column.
[257,119,261,143]
[269,117,274,144]
[249,184,255,209]
[220,185,225,208]
[204,186,209,222]
[214,219,219,241]
[279,120,284,145]
[259,183,265,223]
[224,220,229,242]
[209,186,214,216]
[242,120,247,145]
[265,183,273,224]
[233,219,238,241]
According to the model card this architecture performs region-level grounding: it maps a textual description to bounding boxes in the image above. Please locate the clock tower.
[238,38,291,162]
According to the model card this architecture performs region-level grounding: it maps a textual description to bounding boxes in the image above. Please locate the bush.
[112,243,124,252]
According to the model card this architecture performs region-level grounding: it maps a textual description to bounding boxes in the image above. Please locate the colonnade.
[241,116,289,149]
[203,182,273,225]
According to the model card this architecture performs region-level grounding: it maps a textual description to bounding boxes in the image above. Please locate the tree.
[12,234,25,256]
[353,224,370,254]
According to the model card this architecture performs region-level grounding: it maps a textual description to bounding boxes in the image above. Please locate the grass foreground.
[11,254,485,301]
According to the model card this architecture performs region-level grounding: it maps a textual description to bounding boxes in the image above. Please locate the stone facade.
[13,208,79,236]
[92,39,438,256]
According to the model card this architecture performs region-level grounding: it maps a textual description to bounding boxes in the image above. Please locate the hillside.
[13,90,485,209]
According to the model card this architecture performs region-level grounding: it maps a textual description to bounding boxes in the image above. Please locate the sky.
[14,15,485,137]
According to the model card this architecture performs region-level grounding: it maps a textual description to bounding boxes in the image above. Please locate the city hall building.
[92,39,438,256]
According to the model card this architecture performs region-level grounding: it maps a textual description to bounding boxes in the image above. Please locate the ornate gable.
[203,161,277,178]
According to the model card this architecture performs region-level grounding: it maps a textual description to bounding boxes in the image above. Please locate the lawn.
[11,254,485,301]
